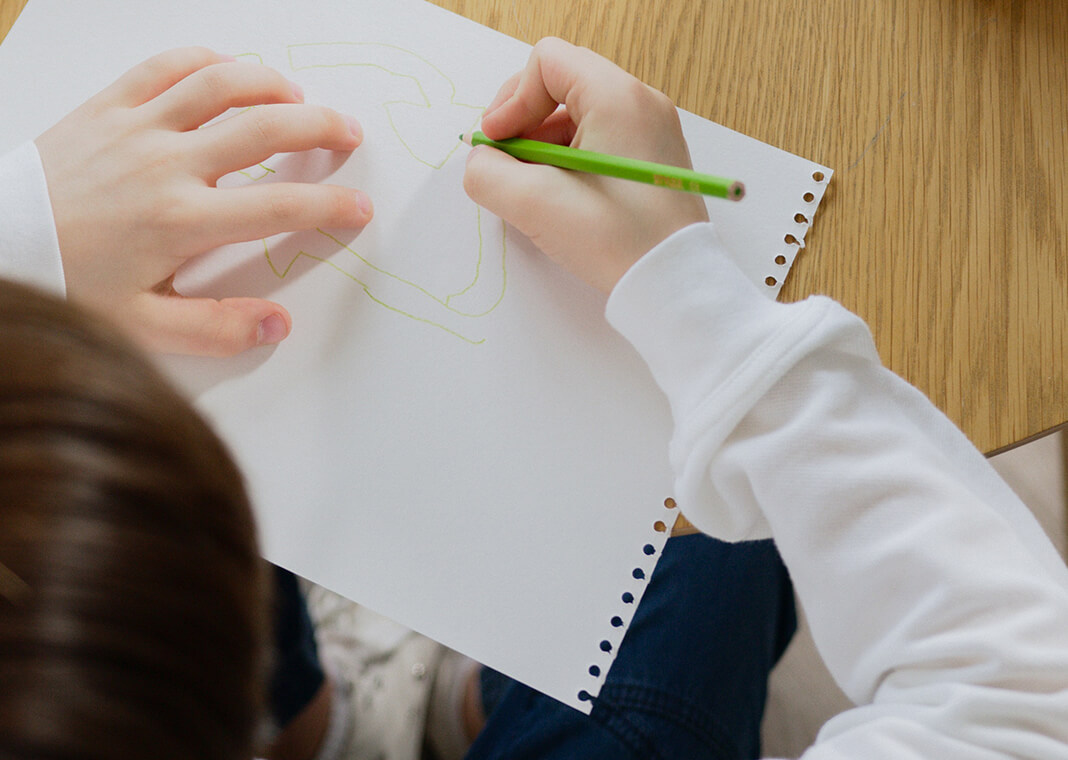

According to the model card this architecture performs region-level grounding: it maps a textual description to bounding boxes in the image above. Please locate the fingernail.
[355,190,374,219]
[218,53,238,63]
[257,313,289,345]
[346,115,363,142]
[291,81,305,102]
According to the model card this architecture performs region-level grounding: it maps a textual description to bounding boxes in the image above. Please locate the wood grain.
[2,0,1065,454]
[0,0,26,43]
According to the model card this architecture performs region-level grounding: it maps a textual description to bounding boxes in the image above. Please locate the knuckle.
[533,36,569,59]
[248,108,284,144]
[182,46,220,67]
[314,186,356,225]
[513,90,545,123]
[331,189,362,223]
[145,46,216,80]
[620,76,654,106]
[598,79,677,130]
[153,194,198,240]
[151,183,210,239]
[138,54,170,81]
[194,308,251,358]
[265,187,304,224]
[209,325,248,358]
[298,105,330,136]
[197,63,236,102]
[644,85,676,114]
[311,105,346,139]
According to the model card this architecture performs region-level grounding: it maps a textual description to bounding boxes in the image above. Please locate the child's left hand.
[35,47,373,356]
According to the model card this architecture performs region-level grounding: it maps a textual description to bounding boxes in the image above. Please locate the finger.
[479,41,564,140]
[518,107,577,145]
[464,145,628,292]
[191,103,362,180]
[190,183,373,248]
[100,47,230,109]
[142,61,304,131]
[480,37,633,140]
[481,70,522,119]
[131,291,293,357]
[463,144,571,237]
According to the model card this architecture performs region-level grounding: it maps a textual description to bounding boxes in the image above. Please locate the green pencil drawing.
[288,42,484,169]
[237,43,506,344]
[261,211,507,345]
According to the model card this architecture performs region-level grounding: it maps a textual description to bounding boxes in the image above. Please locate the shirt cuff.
[604,222,851,540]
[0,141,65,297]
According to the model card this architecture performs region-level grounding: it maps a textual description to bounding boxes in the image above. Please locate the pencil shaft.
[465,131,744,201]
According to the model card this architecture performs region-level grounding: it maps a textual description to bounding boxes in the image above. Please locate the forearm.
[609,222,1068,756]
[0,142,65,294]
[735,349,1068,756]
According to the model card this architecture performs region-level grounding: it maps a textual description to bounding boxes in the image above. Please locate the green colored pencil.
[460,130,744,201]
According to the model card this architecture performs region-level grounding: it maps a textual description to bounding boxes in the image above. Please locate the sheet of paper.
[0,0,831,713]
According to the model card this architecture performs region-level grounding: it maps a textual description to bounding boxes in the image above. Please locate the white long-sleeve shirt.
[609,222,1068,758]
[4,142,1068,758]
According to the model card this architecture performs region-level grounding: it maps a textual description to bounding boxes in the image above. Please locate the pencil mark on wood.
[847,90,908,172]
[512,0,531,39]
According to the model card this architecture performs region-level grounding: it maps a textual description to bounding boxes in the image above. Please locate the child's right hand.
[462,38,709,295]
[35,47,373,357]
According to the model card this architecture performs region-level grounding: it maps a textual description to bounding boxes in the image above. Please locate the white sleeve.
[0,141,65,296]
[607,222,1068,759]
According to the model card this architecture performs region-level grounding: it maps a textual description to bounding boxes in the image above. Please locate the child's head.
[0,279,269,760]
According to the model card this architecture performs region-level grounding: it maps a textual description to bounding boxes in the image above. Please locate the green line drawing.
[262,211,507,345]
[288,42,484,169]
[242,43,506,343]
[240,163,276,181]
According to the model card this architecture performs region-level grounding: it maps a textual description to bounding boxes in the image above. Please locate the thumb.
[131,292,292,357]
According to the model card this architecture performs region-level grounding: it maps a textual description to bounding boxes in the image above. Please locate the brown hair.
[0,279,269,760]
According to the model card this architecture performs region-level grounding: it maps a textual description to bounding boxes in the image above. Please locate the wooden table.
[2,0,1066,455]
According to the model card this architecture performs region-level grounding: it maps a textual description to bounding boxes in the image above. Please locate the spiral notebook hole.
[632,568,646,580]
[611,616,624,628]
[653,520,667,533]
[663,497,677,510]
[775,254,787,266]
[588,665,601,677]
[765,276,777,287]
[803,191,815,203]
[600,639,613,653]
[794,213,808,224]
[578,690,593,702]
[622,592,635,604]
[785,233,798,245]
[643,543,656,555]
[812,171,825,182]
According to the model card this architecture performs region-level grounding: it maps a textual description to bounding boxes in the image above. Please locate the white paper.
[0,0,831,713]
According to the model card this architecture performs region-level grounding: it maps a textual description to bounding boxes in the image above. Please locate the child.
[0,44,795,760]
[2,46,370,357]
[4,34,1066,758]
